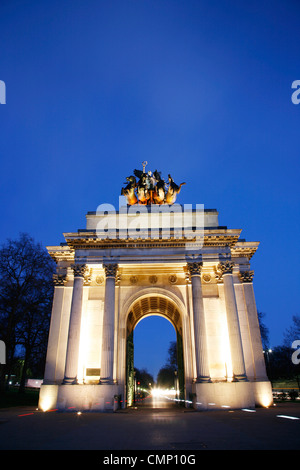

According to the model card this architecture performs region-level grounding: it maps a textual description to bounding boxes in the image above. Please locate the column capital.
[83,268,93,286]
[239,270,254,283]
[219,260,234,274]
[186,261,203,277]
[71,263,88,278]
[53,273,68,286]
[103,263,118,279]
[215,260,234,282]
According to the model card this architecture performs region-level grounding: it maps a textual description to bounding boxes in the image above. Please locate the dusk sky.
[0,0,299,380]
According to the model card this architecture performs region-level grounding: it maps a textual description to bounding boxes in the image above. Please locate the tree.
[166,341,177,370]
[284,315,300,347]
[0,233,55,393]
[157,366,176,389]
[156,341,178,389]
[134,368,154,390]
[267,346,296,381]
[263,315,300,387]
[257,311,270,350]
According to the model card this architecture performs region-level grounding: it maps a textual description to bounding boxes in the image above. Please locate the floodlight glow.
[152,388,163,397]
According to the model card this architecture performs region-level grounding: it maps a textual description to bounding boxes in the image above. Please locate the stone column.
[43,273,67,384]
[62,264,87,384]
[187,262,211,383]
[240,270,268,380]
[218,261,247,381]
[99,263,118,385]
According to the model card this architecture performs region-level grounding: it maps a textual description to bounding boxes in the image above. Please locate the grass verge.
[0,387,39,408]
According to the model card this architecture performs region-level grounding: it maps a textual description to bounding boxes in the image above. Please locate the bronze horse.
[121,175,138,205]
[165,174,186,205]
[152,170,166,204]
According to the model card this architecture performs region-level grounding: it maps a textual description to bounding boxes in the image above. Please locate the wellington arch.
[38,165,273,412]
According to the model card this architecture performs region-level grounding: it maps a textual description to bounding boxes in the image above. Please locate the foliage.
[156,340,178,389]
[267,346,297,380]
[157,366,177,389]
[0,233,55,394]
[0,386,39,408]
[284,315,300,348]
[134,368,154,390]
[257,311,270,350]
[263,315,300,386]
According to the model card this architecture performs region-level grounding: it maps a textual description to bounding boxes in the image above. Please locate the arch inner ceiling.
[126,295,182,335]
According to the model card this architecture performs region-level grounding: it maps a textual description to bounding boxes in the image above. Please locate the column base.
[233,374,248,382]
[195,376,212,384]
[252,380,273,407]
[40,384,122,412]
[192,380,273,410]
[62,377,78,385]
[38,384,59,411]
[192,381,255,410]
[99,378,115,385]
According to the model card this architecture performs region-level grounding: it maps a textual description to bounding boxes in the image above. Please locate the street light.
[174,370,178,401]
[263,349,273,384]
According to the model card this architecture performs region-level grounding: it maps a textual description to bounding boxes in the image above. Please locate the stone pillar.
[62,264,87,384]
[240,270,268,380]
[43,273,67,384]
[187,262,211,383]
[99,263,118,385]
[218,261,247,381]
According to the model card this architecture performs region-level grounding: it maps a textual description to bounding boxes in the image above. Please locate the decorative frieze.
[95,275,104,285]
[168,275,177,285]
[149,275,158,284]
[130,275,138,285]
[202,273,211,283]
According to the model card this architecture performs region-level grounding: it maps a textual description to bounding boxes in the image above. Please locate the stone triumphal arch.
[39,165,273,412]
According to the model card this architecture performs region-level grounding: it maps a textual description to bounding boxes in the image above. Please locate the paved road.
[0,396,300,452]
[132,392,179,409]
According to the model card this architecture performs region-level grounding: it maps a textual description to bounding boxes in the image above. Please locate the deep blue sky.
[0,0,299,379]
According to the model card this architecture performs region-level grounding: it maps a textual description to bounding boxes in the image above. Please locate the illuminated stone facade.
[38,205,273,412]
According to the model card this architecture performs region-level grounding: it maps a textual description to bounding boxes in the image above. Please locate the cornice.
[231,241,259,260]
[47,245,75,262]
[47,230,259,263]
[62,228,242,250]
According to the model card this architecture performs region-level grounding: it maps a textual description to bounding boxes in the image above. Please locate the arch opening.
[125,295,185,408]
